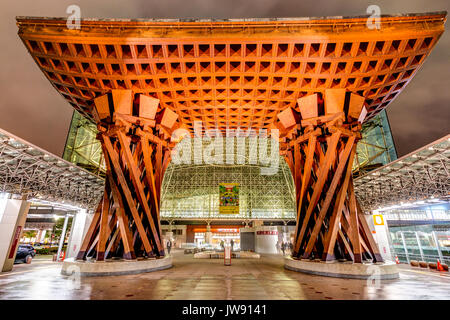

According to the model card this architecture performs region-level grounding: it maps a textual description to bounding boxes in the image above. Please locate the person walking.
[281,242,286,255]
[167,240,172,254]
[230,239,235,252]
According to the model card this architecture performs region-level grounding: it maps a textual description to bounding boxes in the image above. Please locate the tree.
[50,217,73,244]
[23,230,37,240]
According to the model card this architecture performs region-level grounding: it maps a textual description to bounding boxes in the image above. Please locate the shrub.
[36,246,65,255]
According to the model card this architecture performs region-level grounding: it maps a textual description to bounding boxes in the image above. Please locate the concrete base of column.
[284,256,399,280]
[61,255,172,277]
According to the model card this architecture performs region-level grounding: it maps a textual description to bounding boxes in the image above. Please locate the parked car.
[200,244,215,252]
[182,243,197,254]
[14,244,36,264]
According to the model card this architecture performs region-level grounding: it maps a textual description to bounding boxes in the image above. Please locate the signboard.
[217,228,239,233]
[256,231,278,235]
[219,183,239,214]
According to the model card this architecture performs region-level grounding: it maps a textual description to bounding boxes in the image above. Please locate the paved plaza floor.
[0,250,449,300]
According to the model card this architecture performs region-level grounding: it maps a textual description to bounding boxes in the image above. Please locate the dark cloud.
[0,0,448,156]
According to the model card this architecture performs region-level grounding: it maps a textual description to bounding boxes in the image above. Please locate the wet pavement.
[0,250,449,300]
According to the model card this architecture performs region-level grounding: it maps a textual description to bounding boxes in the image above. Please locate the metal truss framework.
[161,137,295,220]
[0,128,104,208]
[354,134,450,211]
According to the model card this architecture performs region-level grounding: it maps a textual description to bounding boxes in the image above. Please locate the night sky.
[0,0,448,157]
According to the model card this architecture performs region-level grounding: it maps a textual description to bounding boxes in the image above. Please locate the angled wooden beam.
[140,141,157,207]
[292,134,316,252]
[117,131,163,254]
[294,131,340,254]
[102,134,154,256]
[105,227,120,259]
[302,135,356,258]
[102,144,136,260]
[321,143,356,261]
[141,137,163,233]
[96,188,110,261]
[107,172,136,260]
[348,175,362,263]
[154,142,163,202]
[338,229,355,261]
[293,142,302,201]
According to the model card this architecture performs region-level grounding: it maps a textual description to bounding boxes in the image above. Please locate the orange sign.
[373,214,385,226]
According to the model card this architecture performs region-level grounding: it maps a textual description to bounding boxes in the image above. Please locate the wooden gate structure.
[17,12,445,262]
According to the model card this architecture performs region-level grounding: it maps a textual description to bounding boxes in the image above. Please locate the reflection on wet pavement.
[0,250,449,300]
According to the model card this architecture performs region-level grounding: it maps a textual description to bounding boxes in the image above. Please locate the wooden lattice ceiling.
[17,13,445,133]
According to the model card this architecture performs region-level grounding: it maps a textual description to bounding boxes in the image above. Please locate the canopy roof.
[355,134,450,211]
[17,12,445,133]
[0,128,104,208]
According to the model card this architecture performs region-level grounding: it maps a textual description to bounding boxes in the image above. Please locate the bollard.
[224,246,231,266]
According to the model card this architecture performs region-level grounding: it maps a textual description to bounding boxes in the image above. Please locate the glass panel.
[353,110,397,176]
[435,230,450,265]
[388,225,450,264]
[63,111,105,176]
[160,150,296,220]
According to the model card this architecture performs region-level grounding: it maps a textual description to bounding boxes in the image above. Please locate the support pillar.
[205,221,212,245]
[277,89,383,263]
[400,231,410,264]
[0,196,30,272]
[282,221,289,243]
[415,231,425,262]
[370,214,394,262]
[431,231,444,262]
[39,229,47,243]
[76,90,180,261]
[56,214,70,262]
[253,220,263,227]
[66,209,90,259]
[34,229,44,245]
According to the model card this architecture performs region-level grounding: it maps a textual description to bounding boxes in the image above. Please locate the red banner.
[256,231,278,235]
[8,226,22,259]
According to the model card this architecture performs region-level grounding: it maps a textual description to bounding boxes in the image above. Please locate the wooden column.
[278,89,383,263]
[76,90,179,261]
